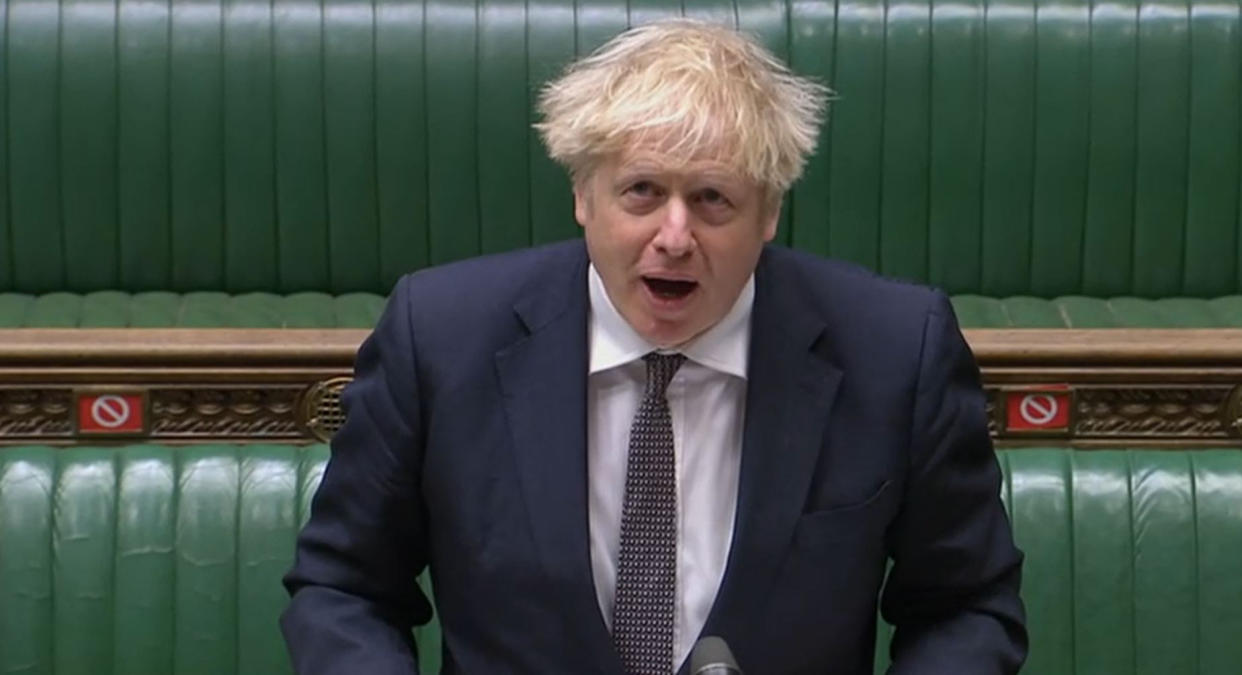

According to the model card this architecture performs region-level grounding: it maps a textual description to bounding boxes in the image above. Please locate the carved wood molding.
[0,330,360,445]
[0,386,306,442]
[3,328,1242,447]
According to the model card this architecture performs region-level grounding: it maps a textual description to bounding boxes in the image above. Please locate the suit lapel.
[697,251,844,659]
[494,248,623,674]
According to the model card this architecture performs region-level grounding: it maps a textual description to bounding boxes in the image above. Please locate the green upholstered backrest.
[0,291,389,328]
[2,0,1239,298]
[874,449,1242,674]
[1008,450,1242,674]
[3,444,1242,674]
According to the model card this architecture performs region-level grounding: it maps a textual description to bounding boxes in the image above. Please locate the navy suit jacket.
[282,240,1026,674]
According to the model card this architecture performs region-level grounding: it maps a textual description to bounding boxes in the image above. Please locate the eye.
[697,188,732,207]
[625,180,660,198]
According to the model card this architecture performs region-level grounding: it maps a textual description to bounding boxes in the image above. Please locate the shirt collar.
[587,264,752,380]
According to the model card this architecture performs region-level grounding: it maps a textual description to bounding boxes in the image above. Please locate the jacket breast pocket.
[792,479,896,557]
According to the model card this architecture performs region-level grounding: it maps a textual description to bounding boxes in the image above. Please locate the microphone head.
[689,636,742,674]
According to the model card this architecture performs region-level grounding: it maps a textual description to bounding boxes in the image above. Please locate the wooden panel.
[3,328,1242,446]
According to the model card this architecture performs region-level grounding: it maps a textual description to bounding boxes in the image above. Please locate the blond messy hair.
[535,18,830,197]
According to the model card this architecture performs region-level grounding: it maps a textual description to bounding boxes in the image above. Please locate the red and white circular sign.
[77,392,145,434]
[1017,394,1059,426]
[90,395,132,428]
[1005,388,1071,432]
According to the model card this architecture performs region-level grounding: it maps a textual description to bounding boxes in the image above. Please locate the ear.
[573,180,591,228]
[761,197,782,242]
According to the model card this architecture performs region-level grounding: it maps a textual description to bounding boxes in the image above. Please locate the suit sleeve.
[881,292,1028,674]
[281,275,432,674]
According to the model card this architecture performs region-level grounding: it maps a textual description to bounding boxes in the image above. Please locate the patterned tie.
[613,352,686,675]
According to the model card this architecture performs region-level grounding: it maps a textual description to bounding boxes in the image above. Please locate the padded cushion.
[1008,449,1242,673]
[0,292,385,328]
[0,444,440,675]
[5,292,1242,328]
[4,445,1242,674]
[2,0,1238,298]
[874,449,1242,673]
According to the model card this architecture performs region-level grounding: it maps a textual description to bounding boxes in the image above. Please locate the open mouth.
[642,276,698,300]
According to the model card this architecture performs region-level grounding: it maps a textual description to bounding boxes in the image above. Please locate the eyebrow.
[615,162,744,186]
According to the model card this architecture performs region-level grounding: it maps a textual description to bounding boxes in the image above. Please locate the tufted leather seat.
[8,292,1242,329]
[0,444,441,675]
[0,292,386,328]
[3,444,1240,674]
[2,0,1239,325]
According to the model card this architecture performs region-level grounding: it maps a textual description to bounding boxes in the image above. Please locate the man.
[282,19,1026,675]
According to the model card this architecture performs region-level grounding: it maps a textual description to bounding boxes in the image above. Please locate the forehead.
[609,146,749,185]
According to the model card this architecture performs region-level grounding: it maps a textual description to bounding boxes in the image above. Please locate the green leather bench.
[7,292,1242,330]
[3,444,1240,674]
[2,0,1239,328]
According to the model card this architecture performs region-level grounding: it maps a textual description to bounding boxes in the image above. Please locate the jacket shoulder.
[394,240,584,317]
[758,246,959,381]
[762,246,945,320]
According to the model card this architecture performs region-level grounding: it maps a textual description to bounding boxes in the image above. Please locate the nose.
[651,197,695,258]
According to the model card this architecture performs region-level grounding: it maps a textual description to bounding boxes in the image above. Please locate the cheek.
[583,220,647,276]
[589,228,633,262]
[698,230,765,275]
[598,217,657,257]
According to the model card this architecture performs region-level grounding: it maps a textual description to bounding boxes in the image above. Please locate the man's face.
[575,148,779,347]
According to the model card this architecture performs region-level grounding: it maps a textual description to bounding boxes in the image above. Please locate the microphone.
[689,636,742,675]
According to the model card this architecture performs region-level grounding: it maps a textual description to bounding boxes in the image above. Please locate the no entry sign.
[1005,387,1071,433]
[78,392,145,434]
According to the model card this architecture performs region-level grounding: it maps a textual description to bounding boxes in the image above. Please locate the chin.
[642,320,702,348]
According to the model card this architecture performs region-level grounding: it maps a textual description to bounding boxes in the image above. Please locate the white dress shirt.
[586,264,751,671]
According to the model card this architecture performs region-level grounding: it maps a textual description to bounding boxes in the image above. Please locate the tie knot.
[643,352,685,397]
